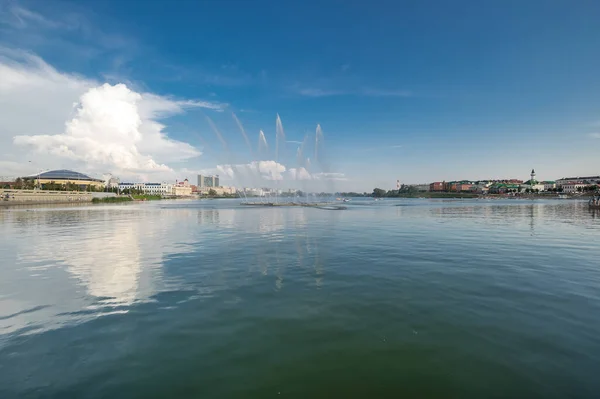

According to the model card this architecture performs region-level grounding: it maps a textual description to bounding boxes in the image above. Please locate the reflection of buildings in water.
[425,199,600,230]
[528,204,536,235]
[196,208,220,225]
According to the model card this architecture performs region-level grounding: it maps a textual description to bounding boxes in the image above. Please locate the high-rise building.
[197,174,220,188]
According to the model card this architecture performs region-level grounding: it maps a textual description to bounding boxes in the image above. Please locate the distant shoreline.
[373,192,593,200]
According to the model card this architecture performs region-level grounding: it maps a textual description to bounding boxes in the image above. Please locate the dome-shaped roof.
[35,169,102,181]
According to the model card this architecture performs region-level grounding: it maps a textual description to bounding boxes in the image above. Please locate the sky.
[1,0,599,191]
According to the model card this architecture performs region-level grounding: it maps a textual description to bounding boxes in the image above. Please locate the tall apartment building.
[197,175,220,188]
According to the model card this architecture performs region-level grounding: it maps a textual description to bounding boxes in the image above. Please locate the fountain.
[202,113,345,210]
[232,112,253,156]
[258,130,268,155]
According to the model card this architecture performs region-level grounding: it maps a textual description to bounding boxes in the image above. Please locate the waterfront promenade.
[1,189,102,205]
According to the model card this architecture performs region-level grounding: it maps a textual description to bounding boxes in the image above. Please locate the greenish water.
[1,199,599,398]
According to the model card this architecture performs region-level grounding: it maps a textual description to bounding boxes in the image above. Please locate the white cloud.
[14,83,182,173]
[0,49,221,180]
[297,88,346,97]
[2,5,61,29]
[295,85,412,98]
[288,167,312,180]
[589,133,600,139]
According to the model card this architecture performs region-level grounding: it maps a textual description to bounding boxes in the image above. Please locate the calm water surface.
[1,199,599,398]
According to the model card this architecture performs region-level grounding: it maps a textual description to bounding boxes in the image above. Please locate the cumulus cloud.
[0,49,222,179]
[288,167,312,180]
[14,83,184,173]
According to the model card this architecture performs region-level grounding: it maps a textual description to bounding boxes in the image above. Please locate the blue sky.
[1,0,599,191]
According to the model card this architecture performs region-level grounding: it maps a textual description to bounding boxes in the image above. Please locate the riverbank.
[384,192,479,199]
[1,189,92,206]
[92,196,132,203]
[132,194,163,201]
[91,194,166,203]
[388,192,594,200]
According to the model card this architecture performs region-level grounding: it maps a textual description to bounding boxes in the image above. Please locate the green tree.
[372,188,386,198]
[24,178,35,189]
[208,188,217,196]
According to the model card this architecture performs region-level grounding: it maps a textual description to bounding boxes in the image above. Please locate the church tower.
[531,169,536,182]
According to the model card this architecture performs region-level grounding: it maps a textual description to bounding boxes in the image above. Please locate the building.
[470,184,490,194]
[521,169,545,192]
[443,181,472,192]
[172,179,192,196]
[556,176,600,186]
[430,182,445,192]
[413,184,430,192]
[23,169,104,189]
[118,182,173,195]
[562,182,587,193]
[197,174,220,188]
[542,181,556,191]
[199,186,236,196]
[488,183,521,194]
[455,183,473,192]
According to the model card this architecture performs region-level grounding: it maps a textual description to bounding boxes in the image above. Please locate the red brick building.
[430,182,444,191]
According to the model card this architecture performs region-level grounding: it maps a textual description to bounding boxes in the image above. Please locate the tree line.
[4,178,114,192]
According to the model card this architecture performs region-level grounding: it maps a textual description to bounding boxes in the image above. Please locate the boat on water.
[557,194,569,199]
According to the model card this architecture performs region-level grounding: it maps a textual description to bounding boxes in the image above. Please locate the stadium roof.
[26,169,103,182]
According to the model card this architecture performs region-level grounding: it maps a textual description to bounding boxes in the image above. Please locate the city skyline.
[1,1,599,191]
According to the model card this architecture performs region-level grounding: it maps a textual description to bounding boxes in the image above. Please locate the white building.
[172,179,192,196]
[118,182,173,195]
[197,174,220,188]
[561,182,587,193]
[521,169,545,192]
[557,176,600,186]
[199,186,236,195]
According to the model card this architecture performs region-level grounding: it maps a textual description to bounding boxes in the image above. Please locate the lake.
[1,198,599,398]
